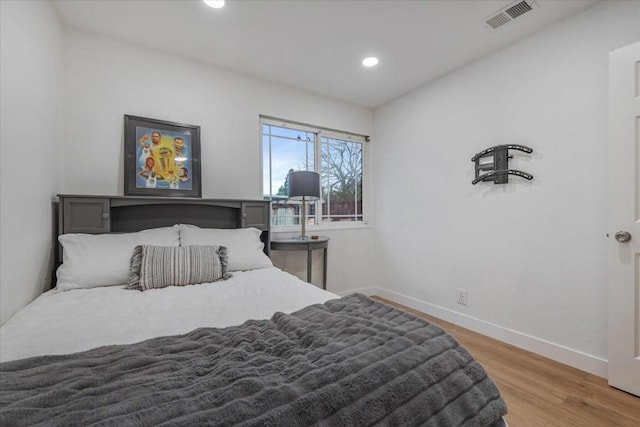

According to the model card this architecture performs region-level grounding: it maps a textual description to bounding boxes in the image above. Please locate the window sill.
[272,222,371,234]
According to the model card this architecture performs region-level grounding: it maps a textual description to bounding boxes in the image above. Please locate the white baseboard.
[373,287,608,379]
[335,287,376,297]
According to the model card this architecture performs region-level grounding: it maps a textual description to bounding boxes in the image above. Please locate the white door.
[608,41,640,396]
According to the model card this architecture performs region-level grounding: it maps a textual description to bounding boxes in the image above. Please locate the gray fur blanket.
[0,294,507,426]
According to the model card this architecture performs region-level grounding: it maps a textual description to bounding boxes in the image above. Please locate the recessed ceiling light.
[203,0,225,8]
[362,57,379,67]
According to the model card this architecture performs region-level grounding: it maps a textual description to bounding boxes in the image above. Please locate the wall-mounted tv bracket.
[471,144,533,185]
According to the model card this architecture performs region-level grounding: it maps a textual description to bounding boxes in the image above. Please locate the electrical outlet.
[457,289,468,306]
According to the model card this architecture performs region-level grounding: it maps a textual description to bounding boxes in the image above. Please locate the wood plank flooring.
[372,296,640,426]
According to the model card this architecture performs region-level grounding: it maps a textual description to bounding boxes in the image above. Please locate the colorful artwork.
[124,115,201,197]
[135,126,193,190]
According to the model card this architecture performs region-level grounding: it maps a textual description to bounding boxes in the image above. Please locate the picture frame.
[124,115,202,198]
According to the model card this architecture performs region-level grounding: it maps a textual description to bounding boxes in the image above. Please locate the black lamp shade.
[288,171,320,200]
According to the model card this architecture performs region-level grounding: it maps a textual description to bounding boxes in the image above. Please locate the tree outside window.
[321,138,363,222]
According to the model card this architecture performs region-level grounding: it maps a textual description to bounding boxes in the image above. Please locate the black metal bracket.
[471,144,533,185]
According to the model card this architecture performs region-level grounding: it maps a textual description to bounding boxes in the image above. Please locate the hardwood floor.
[372,296,640,427]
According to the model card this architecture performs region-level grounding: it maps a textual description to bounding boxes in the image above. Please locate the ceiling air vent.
[505,1,533,19]
[484,0,538,30]
[486,13,511,29]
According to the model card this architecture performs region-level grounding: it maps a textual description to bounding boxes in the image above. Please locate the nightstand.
[270,237,329,290]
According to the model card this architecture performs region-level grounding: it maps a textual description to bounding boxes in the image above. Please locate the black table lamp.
[288,170,320,239]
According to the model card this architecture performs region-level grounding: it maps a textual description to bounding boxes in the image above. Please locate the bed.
[0,196,507,426]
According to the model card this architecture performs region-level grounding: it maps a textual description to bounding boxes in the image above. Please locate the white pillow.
[56,226,180,290]
[178,225,272,271]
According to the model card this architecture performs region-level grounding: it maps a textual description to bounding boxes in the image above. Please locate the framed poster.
[124,115,201,197]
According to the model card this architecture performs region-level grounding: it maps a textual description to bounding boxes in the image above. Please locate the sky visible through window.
[263,124,314,197]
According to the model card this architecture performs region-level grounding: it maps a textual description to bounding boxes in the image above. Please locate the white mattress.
[0,267,338,362]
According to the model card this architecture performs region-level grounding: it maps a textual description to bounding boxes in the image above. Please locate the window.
[262,117,367,227]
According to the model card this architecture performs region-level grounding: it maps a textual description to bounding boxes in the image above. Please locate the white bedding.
[0,267,338,363]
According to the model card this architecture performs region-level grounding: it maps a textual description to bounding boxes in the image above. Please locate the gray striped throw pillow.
[127,245,231,291]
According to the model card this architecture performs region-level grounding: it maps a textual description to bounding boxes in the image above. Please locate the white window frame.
[260,116,369,231]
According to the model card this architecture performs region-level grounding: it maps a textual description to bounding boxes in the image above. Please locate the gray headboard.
[55,195,271,285]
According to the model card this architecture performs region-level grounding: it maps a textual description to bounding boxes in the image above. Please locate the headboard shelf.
[58,194,265,208]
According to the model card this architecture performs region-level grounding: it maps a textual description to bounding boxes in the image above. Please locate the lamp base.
[300,196,307,241]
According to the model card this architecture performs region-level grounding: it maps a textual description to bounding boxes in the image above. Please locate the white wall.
[62,28,377,295]
[0,1,64,324]
[373,1,640,376]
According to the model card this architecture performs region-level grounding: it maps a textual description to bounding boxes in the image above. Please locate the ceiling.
[52,0,599,108]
